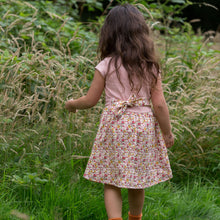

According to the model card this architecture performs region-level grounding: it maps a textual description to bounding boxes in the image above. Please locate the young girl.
[65,4,174,220]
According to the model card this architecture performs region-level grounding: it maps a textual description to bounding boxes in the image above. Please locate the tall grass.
[0,0,220,219]
[0,0,101,163]
[1,0,219,180]
[161,32,220,181]
[1,176,220,219]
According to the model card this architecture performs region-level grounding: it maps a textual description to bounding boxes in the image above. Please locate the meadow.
[0,0,220,219]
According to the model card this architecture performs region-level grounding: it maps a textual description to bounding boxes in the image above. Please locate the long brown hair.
[98,4,160,91]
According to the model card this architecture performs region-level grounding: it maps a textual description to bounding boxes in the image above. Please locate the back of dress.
[95,57,152,113]
[84,56,173,189]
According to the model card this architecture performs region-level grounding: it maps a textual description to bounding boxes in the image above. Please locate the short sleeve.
[95,58,109,78]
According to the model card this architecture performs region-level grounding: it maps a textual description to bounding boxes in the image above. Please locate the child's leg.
[104,184,122,219]
[128,189,145,216]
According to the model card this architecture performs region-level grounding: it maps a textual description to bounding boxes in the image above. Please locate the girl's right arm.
[65,69,105,112]
[151,75,174,148]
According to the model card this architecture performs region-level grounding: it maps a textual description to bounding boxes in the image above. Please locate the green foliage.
[51,0,103,17]
[0,0,219,218]
[1,175,220,219]
[0,0,98,125]
[1,0,219,179]
[0,0,97,54]
[159,27,220,181]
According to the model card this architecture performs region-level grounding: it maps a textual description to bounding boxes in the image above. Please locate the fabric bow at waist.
[111,95,151,119]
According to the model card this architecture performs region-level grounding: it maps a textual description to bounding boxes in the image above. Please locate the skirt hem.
[83,175,173,189]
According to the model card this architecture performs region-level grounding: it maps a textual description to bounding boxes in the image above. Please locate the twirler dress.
[83,57,172,189]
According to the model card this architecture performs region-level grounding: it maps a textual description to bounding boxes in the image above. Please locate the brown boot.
[109,218,123,220]
[128,212,142,220]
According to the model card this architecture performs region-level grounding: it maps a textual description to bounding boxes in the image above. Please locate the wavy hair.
[98,4,160,91]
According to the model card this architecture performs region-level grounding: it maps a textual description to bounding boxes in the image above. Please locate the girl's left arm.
[65,69,105,112]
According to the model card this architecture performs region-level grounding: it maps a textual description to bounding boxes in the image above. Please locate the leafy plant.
[0,1,219,218]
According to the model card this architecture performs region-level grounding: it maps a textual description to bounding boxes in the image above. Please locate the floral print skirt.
[83,96,172,189]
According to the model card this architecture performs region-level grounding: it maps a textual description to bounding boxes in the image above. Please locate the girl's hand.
[163,133,174,148]
[65,100,77,113]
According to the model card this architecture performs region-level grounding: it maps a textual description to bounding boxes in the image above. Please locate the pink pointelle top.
[95,57,153,113]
